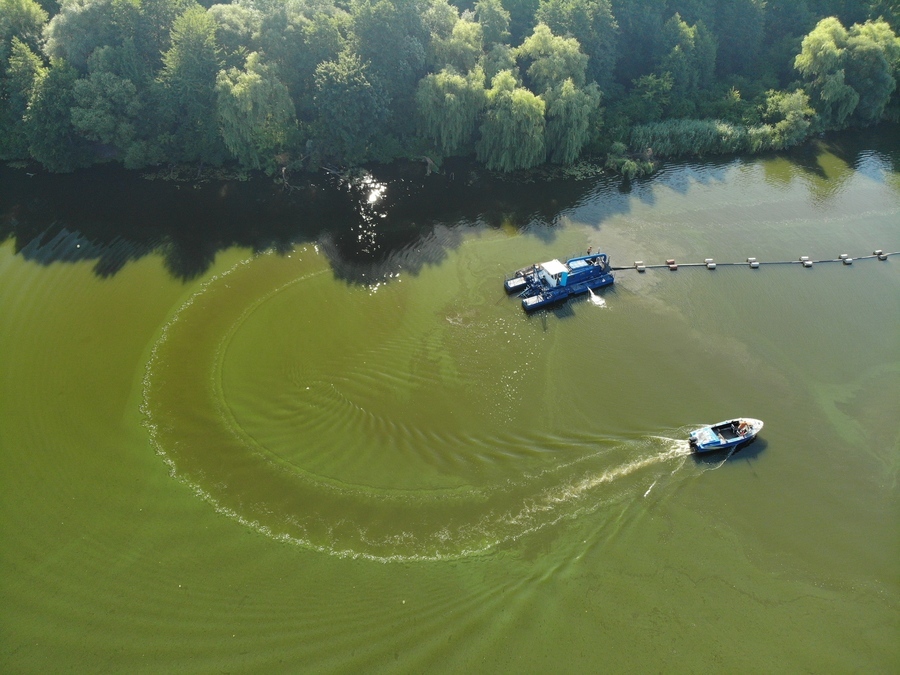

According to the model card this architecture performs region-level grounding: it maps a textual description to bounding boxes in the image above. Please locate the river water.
[1,129,898,671]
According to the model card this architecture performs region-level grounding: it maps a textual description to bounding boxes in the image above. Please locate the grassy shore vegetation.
[1,0,898,177]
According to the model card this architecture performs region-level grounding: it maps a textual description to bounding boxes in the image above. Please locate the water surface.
[1,130,898,671]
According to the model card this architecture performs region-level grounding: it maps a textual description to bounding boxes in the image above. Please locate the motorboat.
[689,418,764,453]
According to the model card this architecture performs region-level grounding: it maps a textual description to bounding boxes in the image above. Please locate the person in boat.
[737,420,749,435]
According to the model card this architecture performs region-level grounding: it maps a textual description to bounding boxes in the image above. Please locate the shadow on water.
[691,437,768,467]
[0,159,615,283]
[2,125,898,283]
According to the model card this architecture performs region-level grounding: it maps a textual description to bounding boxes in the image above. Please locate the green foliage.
[605,140,654,178]
[24,59,95,171]
[846,19,900,124]
[313,49,390,163]
[0,37,45,158]
[515,22,588,93]
[761,88,815,147]
[630,118,760,158]
[350,0,428,98]
[475,0,510,47]
[0,0,47,72]
[610,72,672,125]
[657,14,716,97]
[543,77,601,163]
[535,0,618,88]
[416,66,487,154]
[216,52,298,172]
[795,16,900,128]
[158,4,225,164]
[429,17,483,72]
[714,0,765,76]
[208,3,261,69]
[609,0,666,83]
[476,69,546,170]
[44,0,192,75]
[4,0,898,175]
[482,42,517,81]
[71,68,141,149]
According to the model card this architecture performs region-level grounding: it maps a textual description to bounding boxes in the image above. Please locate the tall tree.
[312,49,390,163]
[543,77,601,163]
[475,0,510,47]
[416,65,487,154]
[845,19,900,124]
[609,0,667,84]
[158,5,225,164]
[714,0,765,77]
[216,51,298,171]
[657,14,716,98]
[24,60,94,171]
[0,37,45,158]
[535,0,618,88]
[476,68,545,170]
[429,16,483,72]
[515,22,588,93]
[0,0,47,71]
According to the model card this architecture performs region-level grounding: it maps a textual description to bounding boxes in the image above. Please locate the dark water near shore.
[2,130,898,671]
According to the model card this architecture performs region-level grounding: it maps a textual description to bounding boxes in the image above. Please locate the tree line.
[1,0,898,176]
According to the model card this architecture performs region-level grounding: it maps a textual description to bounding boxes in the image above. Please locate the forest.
[1,0,899,176]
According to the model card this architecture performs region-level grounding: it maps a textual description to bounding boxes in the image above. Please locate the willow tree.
[416,66,487,155]
[795,18,859,129]
[544,77,601,163]
[476,69,545,171]
[216,52,298,171]
[429,17,483,73]
[795,17,900,129]
[845,20,900,125]
[516,23,588,94]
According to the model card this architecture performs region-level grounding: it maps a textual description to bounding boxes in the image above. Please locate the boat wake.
[142,250,698,562]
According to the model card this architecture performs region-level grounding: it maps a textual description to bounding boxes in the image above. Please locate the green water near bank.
[1,134,898,671]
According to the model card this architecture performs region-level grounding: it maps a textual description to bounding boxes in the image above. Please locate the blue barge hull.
[505,253,614,311]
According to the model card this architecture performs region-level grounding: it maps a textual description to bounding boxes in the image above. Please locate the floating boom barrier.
[611,250,896,272]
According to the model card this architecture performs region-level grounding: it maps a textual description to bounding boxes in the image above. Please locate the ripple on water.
[142,247,696,561]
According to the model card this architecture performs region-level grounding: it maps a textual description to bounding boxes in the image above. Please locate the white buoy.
[704,258,714,264]
[747,257,757,263]
[706,262,716,270]
[749,261,760,269]
[839,253,849,260]
[802,260,813,267]
[634,261,644,268]
[843,257,853,265]
[874,250,883,256]
[636,264,646,272]
[799,256,810,262]
[878,253,888,260]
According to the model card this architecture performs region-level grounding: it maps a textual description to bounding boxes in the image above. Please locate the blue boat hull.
[689,418,764,454]
[505,253,615,312]
[521,273,614,311]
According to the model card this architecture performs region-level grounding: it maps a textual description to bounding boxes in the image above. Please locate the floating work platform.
[504,252,614,311]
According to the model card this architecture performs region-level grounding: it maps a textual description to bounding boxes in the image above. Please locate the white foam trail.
[587,288,606,308]
[643,480,657,498]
